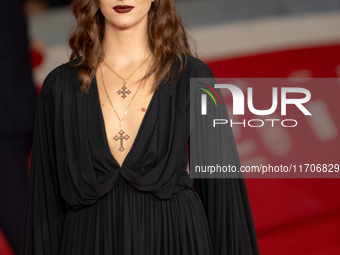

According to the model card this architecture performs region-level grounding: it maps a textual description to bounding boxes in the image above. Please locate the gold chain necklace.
[103,53,152,99]
[99,62,147,152]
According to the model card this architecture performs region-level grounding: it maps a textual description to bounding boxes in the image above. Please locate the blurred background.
[1,0,339,254]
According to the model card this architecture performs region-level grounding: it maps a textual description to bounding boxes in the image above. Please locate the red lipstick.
[113,5,134,13]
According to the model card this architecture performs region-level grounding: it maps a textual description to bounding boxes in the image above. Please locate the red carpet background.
[206,42,340,255]
[1,42,339,255]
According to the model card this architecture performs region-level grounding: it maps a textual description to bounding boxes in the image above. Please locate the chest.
[95,70,157,168]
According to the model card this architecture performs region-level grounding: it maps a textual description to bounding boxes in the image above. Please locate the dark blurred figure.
[0,1,37,254]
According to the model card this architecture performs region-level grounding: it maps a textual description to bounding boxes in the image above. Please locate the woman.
[24,0,259,254]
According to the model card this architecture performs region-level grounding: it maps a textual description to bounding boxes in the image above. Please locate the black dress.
[24,55,259,255]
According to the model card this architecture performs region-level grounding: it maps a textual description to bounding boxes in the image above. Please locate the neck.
[102,18,152,67]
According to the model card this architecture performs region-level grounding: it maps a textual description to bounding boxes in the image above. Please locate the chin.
[111,17,145,30]
[107,17,132,28]
[115,22,135,30]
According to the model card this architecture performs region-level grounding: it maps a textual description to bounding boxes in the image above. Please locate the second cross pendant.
[114,130,130,151]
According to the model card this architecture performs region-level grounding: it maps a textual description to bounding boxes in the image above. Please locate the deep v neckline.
[93,76,157,168]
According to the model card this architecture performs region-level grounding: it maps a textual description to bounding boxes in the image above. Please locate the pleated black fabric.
[24,55,259,255]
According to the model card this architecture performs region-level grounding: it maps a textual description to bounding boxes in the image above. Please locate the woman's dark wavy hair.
[68,0,197,93]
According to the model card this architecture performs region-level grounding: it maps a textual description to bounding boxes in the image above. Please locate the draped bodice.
[49,58,193,210]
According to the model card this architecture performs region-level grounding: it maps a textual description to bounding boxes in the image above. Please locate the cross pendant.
[114,130,130,151]
[117,81,131,98]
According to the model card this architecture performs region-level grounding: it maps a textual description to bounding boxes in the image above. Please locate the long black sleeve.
[24,70,67,255]
[187,57,260,255]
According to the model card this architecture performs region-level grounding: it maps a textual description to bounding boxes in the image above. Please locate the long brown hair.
[68,0,197,93]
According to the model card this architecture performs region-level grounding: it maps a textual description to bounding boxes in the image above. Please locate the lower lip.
[113,7,134,13]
